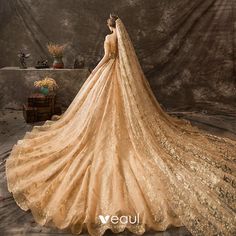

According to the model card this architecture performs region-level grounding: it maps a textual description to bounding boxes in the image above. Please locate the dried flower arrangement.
[34,76,59,91]
[47,43,65,58]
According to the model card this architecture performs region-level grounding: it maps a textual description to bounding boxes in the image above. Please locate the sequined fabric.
[5,19,236,236]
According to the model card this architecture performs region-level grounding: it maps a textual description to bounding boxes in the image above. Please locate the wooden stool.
[23,93,62,123]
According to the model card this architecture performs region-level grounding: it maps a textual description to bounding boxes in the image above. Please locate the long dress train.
[6,18,236,236]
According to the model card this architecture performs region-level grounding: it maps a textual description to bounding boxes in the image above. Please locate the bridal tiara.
[110,13,119,20]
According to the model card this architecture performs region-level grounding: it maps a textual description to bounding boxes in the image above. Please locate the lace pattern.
[5,18,236,236]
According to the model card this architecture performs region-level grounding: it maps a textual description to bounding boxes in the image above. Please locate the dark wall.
[0,0,236,111]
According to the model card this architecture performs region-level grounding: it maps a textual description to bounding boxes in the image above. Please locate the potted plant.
[34,76,59,95]
[47,43,66,69]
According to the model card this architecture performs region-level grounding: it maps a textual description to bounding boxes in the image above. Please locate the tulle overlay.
[6,19,236,236]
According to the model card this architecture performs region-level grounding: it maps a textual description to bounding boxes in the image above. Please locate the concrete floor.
[0,109,236,236]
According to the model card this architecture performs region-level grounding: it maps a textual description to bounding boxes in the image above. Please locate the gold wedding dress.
[6,19,236,236]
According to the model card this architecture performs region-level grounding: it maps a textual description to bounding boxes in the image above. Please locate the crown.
[110,13,119,20]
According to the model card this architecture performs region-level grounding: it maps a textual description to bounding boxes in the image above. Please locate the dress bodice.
[105,35,118,59]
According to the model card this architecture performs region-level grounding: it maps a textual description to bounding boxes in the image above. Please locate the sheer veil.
[116,18,236,236]
[115,18,198,132]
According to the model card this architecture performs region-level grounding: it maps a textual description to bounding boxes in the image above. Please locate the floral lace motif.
[5,18,236,236]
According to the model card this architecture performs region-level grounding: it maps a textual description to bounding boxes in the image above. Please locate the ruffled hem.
[9,190,183,236]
